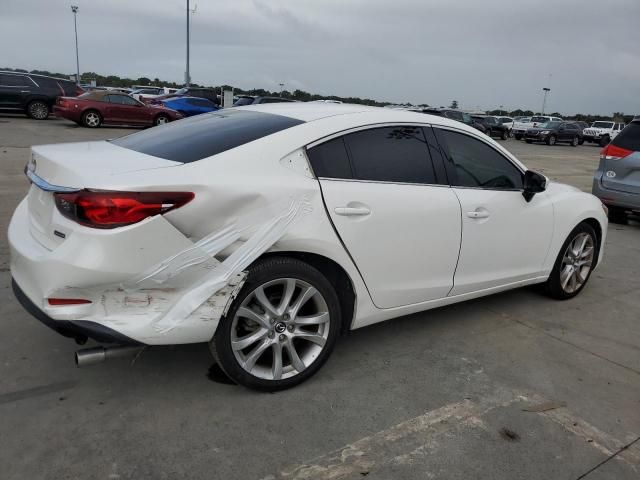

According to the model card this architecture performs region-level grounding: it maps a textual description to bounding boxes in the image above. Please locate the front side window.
[0,74,28,87]
[437,129,523,190]
[344,126,436,184]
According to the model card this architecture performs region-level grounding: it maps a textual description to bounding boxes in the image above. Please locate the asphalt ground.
[1,114,638,480]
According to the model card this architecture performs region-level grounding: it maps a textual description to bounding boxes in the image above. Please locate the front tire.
[486,128,492,137]
[571,136,579,147]
[546,134,557,146]
[501,130,508,140]
[211,257,341,391]
[27,100,49,120]
[599,136,610,147]
[525,139,532,144]
[544,223,597,300]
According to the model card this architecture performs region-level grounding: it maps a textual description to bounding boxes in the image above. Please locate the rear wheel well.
[257,252,356,334]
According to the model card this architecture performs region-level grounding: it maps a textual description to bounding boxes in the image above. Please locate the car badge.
[605,171,616,178]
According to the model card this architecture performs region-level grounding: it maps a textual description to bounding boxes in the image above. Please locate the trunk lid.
[26,141,181,249]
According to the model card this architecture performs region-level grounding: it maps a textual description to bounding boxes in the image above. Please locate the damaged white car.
[9,104,608,390]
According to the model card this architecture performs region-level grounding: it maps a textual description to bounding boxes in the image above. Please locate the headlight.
[540,130,550,134]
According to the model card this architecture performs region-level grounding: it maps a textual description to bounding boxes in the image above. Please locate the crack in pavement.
[576,436,640,479]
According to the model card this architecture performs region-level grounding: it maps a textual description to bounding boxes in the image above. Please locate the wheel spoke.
[285,339,306,372]
[271,343,283,380]
[295,312,330,326]
[278,279,296,315]
[560,265,573,289]
[237,306,270,329]
[288,286,317,318]
[294,332,327,347]
[232,328,268,351]
[242,339,271,372]
[254,286,278,317]
[580,246,594,259]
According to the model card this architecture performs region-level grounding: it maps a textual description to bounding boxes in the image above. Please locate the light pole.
[541,87,551,115]
[279,83,285,97]
[71,5,80,85]
[185,0,190,86]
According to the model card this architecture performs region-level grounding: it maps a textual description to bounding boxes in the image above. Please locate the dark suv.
[422,108,488,134]
[524,121,583,146]
[471,115,509,140]
[0,71,82,119]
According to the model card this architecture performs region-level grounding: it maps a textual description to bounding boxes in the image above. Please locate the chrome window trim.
[306,122,433,149]
[316,176,452,189]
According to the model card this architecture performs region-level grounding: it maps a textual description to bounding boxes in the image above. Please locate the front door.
[307,125,462,308]
[434,127,554,295]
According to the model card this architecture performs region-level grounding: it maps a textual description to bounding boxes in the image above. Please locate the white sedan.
[9,104,608,390]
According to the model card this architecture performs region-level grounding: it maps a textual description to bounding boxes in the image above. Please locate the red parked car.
[53,90,183,128]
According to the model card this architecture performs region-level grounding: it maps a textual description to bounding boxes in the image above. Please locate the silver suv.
[592,118,640,223]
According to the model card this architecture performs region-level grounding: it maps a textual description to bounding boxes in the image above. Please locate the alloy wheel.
[156,115,169,125]
[85,112,100,127]
[230,278,330,380]
[559,232,594,294]
[29,102,48,120]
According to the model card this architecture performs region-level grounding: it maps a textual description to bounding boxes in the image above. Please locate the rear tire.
[81,110,102,128]
[544,222,598,300]
[154,114,170,126]
[210,256,341,391]
[27,100,49,120]
[525,139,532,144]
[515,134,522,140]
[578,139,584,145]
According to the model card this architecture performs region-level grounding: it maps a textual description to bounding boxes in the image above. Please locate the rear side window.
[437,129,523,190]
[306,137,352,179]
[344,126,436,184]
[612,123,640,152]
[112,110,304,163]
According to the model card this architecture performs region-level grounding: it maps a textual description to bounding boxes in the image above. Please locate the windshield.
[539,121,562,129]
[234,97,255,106]
[461,112,472,123]
[174,87,188,95]
[592,121,614,129]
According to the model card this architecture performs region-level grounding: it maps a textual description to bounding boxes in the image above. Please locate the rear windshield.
[530,116,548,123]
[111,109,304,163]
[612,122,640,152]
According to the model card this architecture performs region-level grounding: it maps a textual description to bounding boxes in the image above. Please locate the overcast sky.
[1,0,639,115]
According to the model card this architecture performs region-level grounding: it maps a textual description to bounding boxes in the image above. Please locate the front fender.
[542,182,608,274]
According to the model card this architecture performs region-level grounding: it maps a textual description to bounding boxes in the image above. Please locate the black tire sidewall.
[545,222,598,300]
[27,101,49,120]
[212,257,342,391]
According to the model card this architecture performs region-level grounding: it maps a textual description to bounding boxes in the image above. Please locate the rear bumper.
[52,105,81,122]
[12,278,141,344]
[592,174,640,211]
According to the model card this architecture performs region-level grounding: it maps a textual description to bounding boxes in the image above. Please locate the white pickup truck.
[582,121,625,146]
[513,115,563,140]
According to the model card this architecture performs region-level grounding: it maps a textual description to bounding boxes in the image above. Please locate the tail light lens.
[600,144,632,161]
[54,190,194,229]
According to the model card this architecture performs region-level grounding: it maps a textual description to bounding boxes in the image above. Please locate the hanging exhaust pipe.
[75,345,144,367]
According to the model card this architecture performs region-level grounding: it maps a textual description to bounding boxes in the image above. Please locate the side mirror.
[523,170,546,202]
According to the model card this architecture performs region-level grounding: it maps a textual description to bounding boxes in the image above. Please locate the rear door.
[307,125,462,308]
[601,121,640,195]
[434,127,554,295]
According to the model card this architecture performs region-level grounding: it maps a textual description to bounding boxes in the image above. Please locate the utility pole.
[71,5,80,85]
[541,87,550,115]
[279,83,285,97]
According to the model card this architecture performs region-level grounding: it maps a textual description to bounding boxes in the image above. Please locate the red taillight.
[48,298,92,306]
[54,191,194,229]
[601,144,632,160]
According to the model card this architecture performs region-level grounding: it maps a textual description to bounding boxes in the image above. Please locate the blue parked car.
[160,96,219,117]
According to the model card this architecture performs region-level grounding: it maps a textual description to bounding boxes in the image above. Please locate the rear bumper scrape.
[125,195,313,334]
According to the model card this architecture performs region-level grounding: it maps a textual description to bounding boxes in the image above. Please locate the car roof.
[0,70,71,82]
[238,102,480,132]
